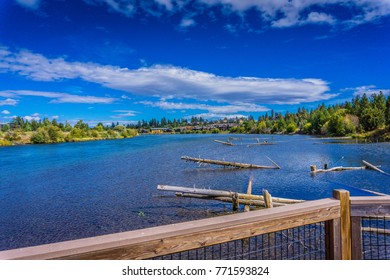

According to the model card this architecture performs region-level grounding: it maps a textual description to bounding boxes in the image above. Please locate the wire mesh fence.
[362,217,390,260]
[151,222,325,260]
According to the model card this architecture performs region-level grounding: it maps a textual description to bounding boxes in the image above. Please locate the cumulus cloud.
[139,100,269,114]
[111,110,137,118]
[83,0,390,29]
[0,48,335,105]
[0,90,116,104]
[188,112,248,120]
[1,110,11,114]
[0,98,18,106]
[24,113,40,121]
[15,0,41,10]
[348,85,390,96]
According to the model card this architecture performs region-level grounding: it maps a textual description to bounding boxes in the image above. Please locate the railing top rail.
[350,196,390,204]
[0,198,339,260]
[350,196,390,217]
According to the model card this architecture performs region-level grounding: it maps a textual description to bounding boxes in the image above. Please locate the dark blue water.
[0,134,389,250]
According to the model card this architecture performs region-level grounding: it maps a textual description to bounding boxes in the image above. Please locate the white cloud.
[155,0,174,10]
[83,0,390,29]
[111,110,137,118]
[349,85,390,96]
[200,0,390,28]
[24,113,40,121]
[188,113,248,120]
[87,0,136,17]
[15,0,41,10]
[0,90,116,104]
[0,48,335,105]
[139,100,269,114]
[0,98,18,106]
[180,18,196,28]
[1,110,10,114]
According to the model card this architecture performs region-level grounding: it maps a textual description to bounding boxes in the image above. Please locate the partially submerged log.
[157,185,304,205]
[361,227,390,235]
[181,156,281,169]
[175,192,286,207]
[263,189,273,208]
[310,163,384,174]
[244,177,253,212]
[214,140,235,146]
[362,160,390,176]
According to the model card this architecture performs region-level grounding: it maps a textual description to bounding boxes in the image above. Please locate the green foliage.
[1,92,389,145]
[286,123,298,134]
[31,128,50,144]
[1,124,10,132]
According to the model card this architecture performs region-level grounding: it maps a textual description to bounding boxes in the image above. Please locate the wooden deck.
[0,190,389,260]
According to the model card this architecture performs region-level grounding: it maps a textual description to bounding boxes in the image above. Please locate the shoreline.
[1,131,389,147]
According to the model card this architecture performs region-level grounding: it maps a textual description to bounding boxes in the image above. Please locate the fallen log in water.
[181,156,281,169]
[361,227,390,235]
[310,163,383,174]
[157,185,304,204]
[362,160,390,176]
[214,140,235,146]
[175,192,287,207]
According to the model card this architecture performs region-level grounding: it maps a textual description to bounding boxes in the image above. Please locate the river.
[0,134,389,250]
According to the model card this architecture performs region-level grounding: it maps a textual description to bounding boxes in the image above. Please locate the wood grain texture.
[0,198,339,260]
[333,189,351,260]
[325,218,341,260]
[351,216,362,260]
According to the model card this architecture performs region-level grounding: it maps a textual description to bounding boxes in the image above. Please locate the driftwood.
[310,162,383,174]
[362,160,390,176]
[181,156,281,169]
[214,140,235,146]
[263,189,273,208]
[157,185,304,206]
[174,192,286,207]
[244,177,253,212]
[361,227,390,235]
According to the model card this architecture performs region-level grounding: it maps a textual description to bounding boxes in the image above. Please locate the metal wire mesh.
[362,217,390,260]
[151,222,326,260]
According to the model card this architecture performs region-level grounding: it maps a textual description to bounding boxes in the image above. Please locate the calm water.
[0,134,389,250]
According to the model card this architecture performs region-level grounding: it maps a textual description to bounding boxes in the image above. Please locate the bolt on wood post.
[333,189,351,260]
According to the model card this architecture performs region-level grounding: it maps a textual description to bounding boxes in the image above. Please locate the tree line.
[230,92,390,138]
[0,118,138,145]
[1,92,389,146]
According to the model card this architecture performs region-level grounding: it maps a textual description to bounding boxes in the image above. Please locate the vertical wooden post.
[263,189,273,208]
[232,192,239,211]
[244,177,253,212]
[333,189,351,260]
[263,189,275,258]
[325,218,341,260]
[351,216,362,260]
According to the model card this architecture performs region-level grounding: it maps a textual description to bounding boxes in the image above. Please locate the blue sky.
[1,0,390,125]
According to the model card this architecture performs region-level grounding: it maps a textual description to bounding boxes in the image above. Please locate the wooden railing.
[0,189,389,260]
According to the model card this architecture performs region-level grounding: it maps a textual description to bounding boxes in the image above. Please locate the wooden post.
[232,192,239,211]
[351,216,362,260]
[244,177,253,212]
[263,189,273,209]
[333,189,351,260]
[324,163,328,170]
[325,218,341,260]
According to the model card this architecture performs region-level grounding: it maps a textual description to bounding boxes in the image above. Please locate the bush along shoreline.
[1,92,389,146]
